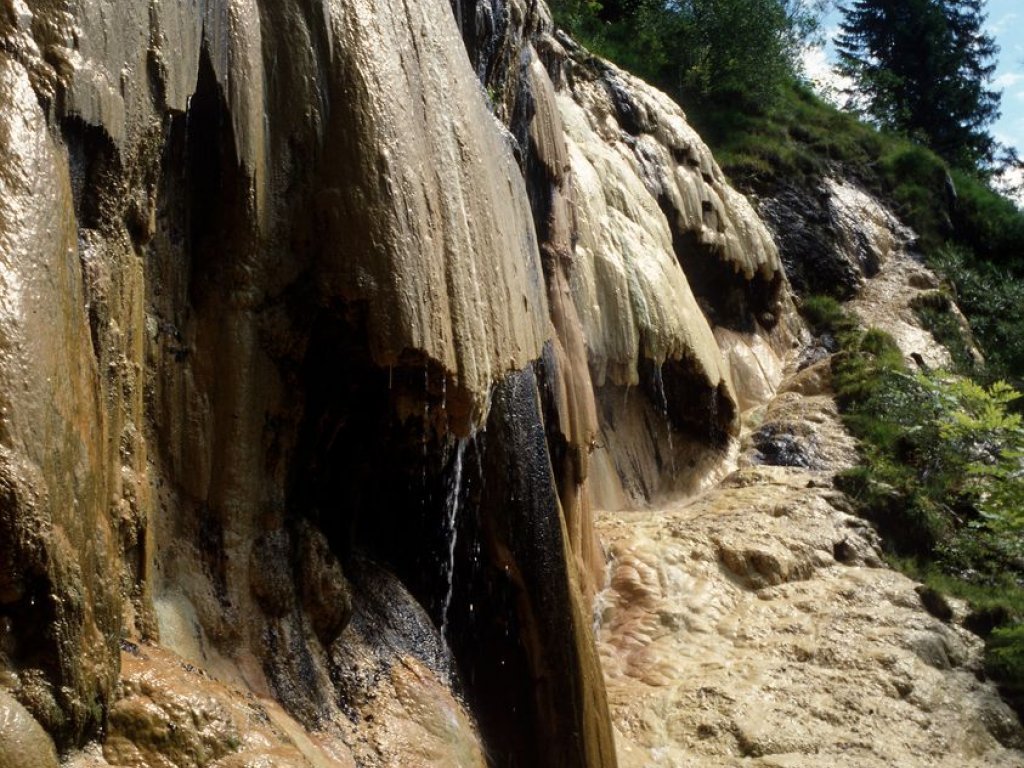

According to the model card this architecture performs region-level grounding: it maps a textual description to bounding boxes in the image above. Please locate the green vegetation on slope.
[659,80,1024,390]
[802,297,1024,715]
[552,0,818,110]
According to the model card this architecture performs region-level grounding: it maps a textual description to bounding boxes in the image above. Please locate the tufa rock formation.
[0,0,1019,765]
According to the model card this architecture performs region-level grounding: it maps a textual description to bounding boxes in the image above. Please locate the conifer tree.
[835,0,1001,168]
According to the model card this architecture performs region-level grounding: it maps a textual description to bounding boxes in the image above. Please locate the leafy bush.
[827,321,1024,715]
[987,624,1024,715]
[950,171,1024,270]
[551,0,819,112]
[931,247,1024,386]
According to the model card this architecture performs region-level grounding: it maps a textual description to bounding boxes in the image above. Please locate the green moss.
[798,295,857,338]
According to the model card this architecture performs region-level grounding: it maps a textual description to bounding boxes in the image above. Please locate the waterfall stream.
[652,364,677,477]
[440,436,468,643]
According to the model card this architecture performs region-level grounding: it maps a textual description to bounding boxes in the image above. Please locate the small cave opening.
[62,116,121,234]
[287,299,468,612]
[142,41,256,608]
[591,354,736,502]
[0,473,77,746]
[183,47,253,305]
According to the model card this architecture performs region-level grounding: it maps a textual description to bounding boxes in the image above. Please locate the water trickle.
[469,431,486,578]
[440,436,468,643]
[707,386,718,441]
[652,363,676,477]
[591,556,615,635]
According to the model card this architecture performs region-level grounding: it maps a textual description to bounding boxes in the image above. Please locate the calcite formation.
[0,0,1019,765]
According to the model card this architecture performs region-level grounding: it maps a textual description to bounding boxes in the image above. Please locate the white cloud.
[994,165,1024,208]
[801,45,856,107]
[990,13,1019,35]
[995,71,1024,89]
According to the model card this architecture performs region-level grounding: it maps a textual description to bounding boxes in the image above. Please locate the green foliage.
[835,0,1000,169]
[829,323,1024,716]
[949,170,1024,268]
[987,624,1024,711]
[936,378,1024,540]
[930,246,1024,384]
[836,346,1024,563]
[910,290,978,373]
[798,295,857,337]
[874,143,951,250]
[695,82,882,190]
[550,0,819,111]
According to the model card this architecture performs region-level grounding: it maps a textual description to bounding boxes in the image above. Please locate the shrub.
[987,624,1024,717]
[830,325,1024,718]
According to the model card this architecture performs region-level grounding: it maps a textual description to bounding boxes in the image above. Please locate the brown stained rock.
[249,530,296,618]
[0,58,122,747]
[329,561,486,768]
[296,522,352,647]
[76,645,355,768]
[0,690,59,768]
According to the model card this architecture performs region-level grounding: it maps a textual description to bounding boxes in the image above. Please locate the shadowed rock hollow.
[0,0,1020,765]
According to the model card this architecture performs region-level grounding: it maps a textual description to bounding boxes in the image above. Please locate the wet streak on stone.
[638,356,734,446]
[445,367,615,768]
[290,312,612,765]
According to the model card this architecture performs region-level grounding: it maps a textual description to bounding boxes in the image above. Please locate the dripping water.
[707,385,719,441]
[652,363,677,478]
[440,436,468,644]
[468,429,486,615]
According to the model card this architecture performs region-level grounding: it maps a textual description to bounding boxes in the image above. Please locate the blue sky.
[988,0,1024,156]
[810,0,1024,156]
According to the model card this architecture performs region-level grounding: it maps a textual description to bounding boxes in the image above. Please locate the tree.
[552,0,822,109]
[835,0,1001,169]
[680,0,821,104]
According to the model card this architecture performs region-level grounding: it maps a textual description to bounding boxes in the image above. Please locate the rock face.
[0,690,59,768]
[0,0,1019,765]
[0,0,785,761]
[760,178,912,301]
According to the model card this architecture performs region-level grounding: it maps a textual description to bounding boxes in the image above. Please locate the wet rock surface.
[63,644,357,768]
[2,0,1017,765]
[0,690,59,768]
[329,560,485,768]
[762,178,916,303]
[849,251,962,369]
[760,183,866,300]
